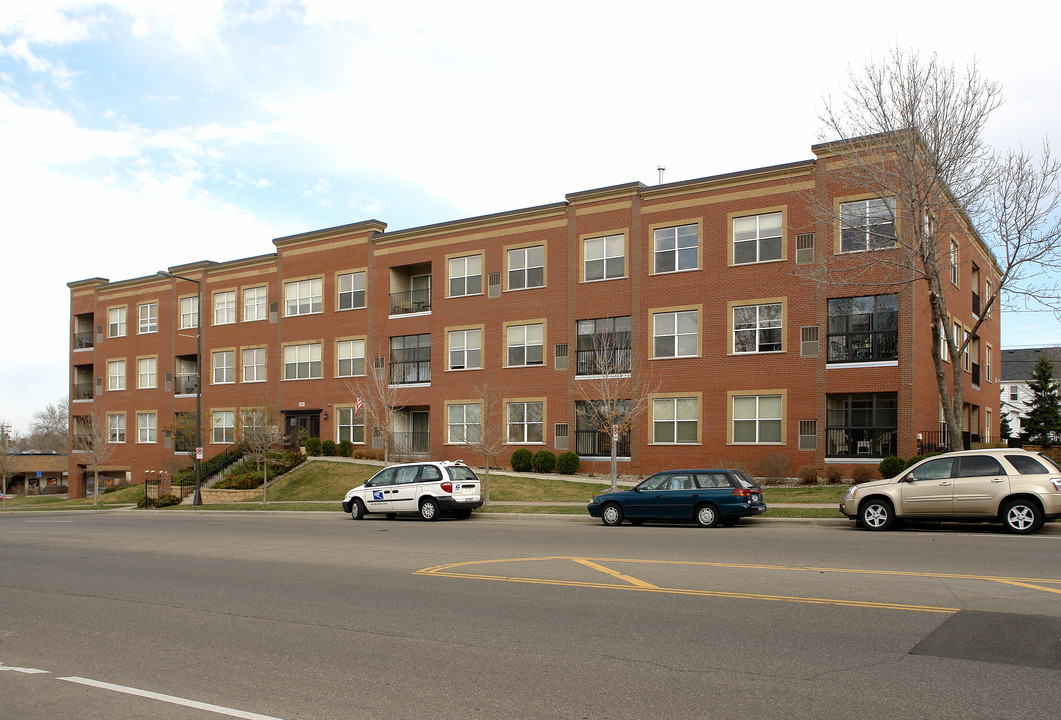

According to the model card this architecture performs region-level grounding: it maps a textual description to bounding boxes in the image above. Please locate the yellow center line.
[992,580,1061,595]
[571,558,659,589]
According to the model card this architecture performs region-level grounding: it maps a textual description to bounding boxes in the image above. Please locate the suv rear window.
[1005,454,1049,475]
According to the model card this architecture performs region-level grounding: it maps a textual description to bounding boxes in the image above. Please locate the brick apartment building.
[65,138,1001,498]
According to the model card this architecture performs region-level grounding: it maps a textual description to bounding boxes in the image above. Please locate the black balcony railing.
[827,330,898,363]
[918,429,978,454]
[972,292,981,317]
[390,431,430,456]
[825,428,897,458]
[390,289,431,315]
[74,331,94,349]
[174,374,199,395]
[575,348,631,376]
[73,382,93,400]
[389,360,430,385]
[574,429,631,458]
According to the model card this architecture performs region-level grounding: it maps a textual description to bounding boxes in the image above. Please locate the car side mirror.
[902,474,914,483]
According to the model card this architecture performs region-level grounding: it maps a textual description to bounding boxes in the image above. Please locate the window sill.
[729,258,785,268]
[650,268,700,276]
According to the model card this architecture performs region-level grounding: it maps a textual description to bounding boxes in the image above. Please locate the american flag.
[355,392,363,415]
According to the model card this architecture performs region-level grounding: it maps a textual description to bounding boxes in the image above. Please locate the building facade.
[66,140,1001,498]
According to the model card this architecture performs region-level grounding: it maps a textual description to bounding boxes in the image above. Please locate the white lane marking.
[58,677,285,720]
[0,663,49,674]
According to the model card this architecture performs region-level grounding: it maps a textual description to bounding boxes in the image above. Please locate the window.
[243,347,266,382]
[284,343,322,380]
[337,407,365,444]
[107,359,126,391]
[950,241,960,286]
[179,296,199,329]
[108,413,125,443]
[137,412,156,443]
[108,307,126,337]
[507,323,544,367]
[584,234,625,281]
[827,295,898,363]
[732,395,782,444]
[138,303,157,334]
[1010,385,1019,401]
[507,401,543,443]
[390,334,431,384]
[508,246,544,290]
[337,339,366,377]
[1006,453,1049,475]
[212,411,235,444]
[448,255,482,297]
[448,403,481,444]
[285,278,322,316]
[212,350,235,384]
[733,212,782,265]
[798,420,817,451]
[826,392,898,458]
[986,345,992,382]
[244,286,267,322]
[733,303,782,353]
[840,198,895,252]
[137,357,157,389]
[576,317,631,375]
[337,272,366,310]
[449,329,482,370]
[940,322,949,362]
[654,224,698,273]
[652,397,698,444]
[653,310,698,358]
[962,329,970,372]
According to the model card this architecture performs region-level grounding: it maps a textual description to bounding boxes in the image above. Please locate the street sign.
[612,424,619,442]
[196,447,204,460]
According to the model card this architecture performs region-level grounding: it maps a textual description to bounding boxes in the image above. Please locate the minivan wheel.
[695,504,720,528]
[1002,499,1043,534]
[601,503,624,526]
[859,498,895,531]
[349,499,366,520]
[419,498,440,521]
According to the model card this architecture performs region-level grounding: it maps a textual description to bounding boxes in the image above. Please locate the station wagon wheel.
[601,503,624,526]
[1001,499,1043,534]
[349,499,366,520]
[419,498,440,521]
[695,503,720,528]
[858,498,895,531]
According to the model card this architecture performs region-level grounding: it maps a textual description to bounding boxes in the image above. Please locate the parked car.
[840,448,1061,534]
[342,461,483,521]
[587,469,767,527]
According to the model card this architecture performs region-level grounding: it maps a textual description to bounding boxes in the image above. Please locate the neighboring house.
[2,453,68,494]
[999,347,1061,438]
[65,135,1000,499]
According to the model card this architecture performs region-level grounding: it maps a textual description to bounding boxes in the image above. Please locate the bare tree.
[814,47,1061,451]
[455,382,507,504]
[239,405,283,504]
[574,330,659,491]
[71,410,115,505]
[348,346,407,464]
[0,421,14,510]
[31,398,69,454]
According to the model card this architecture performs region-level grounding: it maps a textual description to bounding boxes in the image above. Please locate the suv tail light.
[440,481,453,493]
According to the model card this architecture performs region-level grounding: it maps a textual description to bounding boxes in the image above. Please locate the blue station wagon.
[587,469,767,527]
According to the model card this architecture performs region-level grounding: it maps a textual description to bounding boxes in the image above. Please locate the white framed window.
[584,234,624,281]
[653,310,698,358]
[950,241,960,286]
[448,255,482,297]
[108,307,126,338]
[840,198,896,252]
[213,291,236,325]
[108,413,126,443]
[137,357,157,389]
[449,329,482,370]
[179,296,199,330]
[285,278,322,316]
[138,303,157,334]
[507,323,544,367]
[733,212,782,265]
[654,224,698,273]
[732,395,782,444]
[284,343,322,380]
[986,345,993,383]
[242,347,266,383]
[508,246,544,290]
[107,359,126,391]
[212,350,235,384]
[337,272,366,310]
[244,286,267,322]
[337,339,366,377]
[337,406,365,444]
[733,303,782,353]
[507,401,543,443]
[212,410,235,444]
[652,397,698,444]
[448,403,481,444]
[137,412,157,443]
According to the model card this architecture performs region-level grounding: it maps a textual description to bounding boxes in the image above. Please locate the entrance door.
[285,411,321,448]
[411,274,431,312]
[411,411,430,454]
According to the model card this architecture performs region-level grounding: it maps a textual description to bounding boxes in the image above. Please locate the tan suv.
[840,449,1061,534]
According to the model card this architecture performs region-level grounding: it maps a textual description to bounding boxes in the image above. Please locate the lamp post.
[157,270,203,505]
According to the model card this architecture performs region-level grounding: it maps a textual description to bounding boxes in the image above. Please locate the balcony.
[74,331,94,349]
[389,288,431,316]
[175,374,199,396]
[73,312,94,349]
[574,429,631,458]
[389,263,431,316]
[575,348,631,376]
[972,291,981,317]
[73,382,93,401]
[825,428,896,458]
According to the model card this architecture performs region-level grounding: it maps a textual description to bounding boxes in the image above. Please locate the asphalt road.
[1,511,1059,719]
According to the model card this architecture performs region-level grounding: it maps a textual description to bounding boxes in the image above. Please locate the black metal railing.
[972,292,981,317]
[390,432,430,456]
[73,382,93,400]
[389,289,431,315]
[972,363,980,386]
[574,429,631,458]
[74,331,94,349]
[827,330,898,363]
[389,360,430,385]
[174,374,199,395]
[916,429,979,454]
[825,428,897,458]
[575,348,631,376]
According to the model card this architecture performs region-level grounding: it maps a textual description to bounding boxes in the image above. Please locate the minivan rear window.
[448,466,480,482]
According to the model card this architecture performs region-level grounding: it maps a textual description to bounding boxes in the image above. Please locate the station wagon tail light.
[440,481,453,493]
[732,488,755,498]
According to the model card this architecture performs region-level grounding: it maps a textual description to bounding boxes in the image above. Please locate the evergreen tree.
[1022,354,1061,446]
[999,411,1014,440]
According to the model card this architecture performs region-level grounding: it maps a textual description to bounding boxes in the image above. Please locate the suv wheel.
[349,499,366,520]
[419,497,440,521]
[858,498,895,531]
[1002,499,1043,534]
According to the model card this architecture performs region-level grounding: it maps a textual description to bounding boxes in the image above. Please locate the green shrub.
[510,448,533,472]
[155,494,182,507]
[137,496,154,508]
[878,456,906,478]
[796,466,819,486]
[214,472,262,489]
[825,466,844,484]
[305,437,322,456]
[321,440,338,456]
[905,455,925,469]
[532,450,556,473]
[338,440,354,457]
[556,451,580,475]
[851,465,876,483]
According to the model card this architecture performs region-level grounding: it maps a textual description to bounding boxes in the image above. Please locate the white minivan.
[342,461,483,521]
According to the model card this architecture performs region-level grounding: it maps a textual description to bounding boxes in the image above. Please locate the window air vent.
[795,233,814,264]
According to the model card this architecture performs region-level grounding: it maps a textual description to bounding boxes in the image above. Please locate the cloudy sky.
[1,0,1059,433]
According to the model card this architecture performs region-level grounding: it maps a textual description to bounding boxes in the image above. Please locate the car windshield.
[637,474,671,491]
